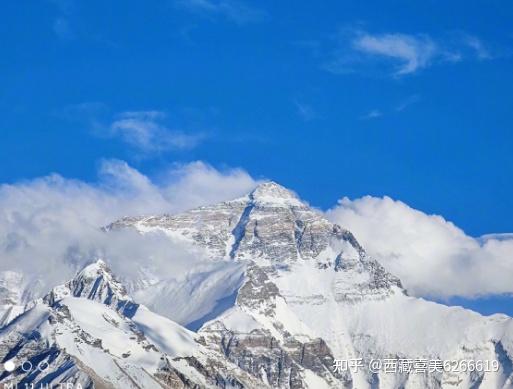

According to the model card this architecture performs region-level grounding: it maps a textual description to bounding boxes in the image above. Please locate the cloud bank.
[327,196,513,299]
[0,160,258,299]
[1,162,512,302]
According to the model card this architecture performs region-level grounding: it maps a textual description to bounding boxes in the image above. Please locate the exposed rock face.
[44,259,138,317]
[107,182,355,262]
[198,262,351,388]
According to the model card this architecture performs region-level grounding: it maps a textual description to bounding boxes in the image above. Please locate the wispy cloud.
[323,28,495,77]
[360,109,382,120]
[395,94,421,112]
[176,0,268,24]
[462,34,492,60]
[58,104,206,154]
[110,111,205,153]
[352,33,437,75]
[359,94,421,120]
[294,101,316,121]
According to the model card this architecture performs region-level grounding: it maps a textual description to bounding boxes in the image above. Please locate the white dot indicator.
[3,360,16,372]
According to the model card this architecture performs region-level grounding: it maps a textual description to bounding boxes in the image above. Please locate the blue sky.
[2,0,513,236]
[1,2,513,313]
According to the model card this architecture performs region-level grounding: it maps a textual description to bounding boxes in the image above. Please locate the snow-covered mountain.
[2,181,513,388]
[0,260,265,388]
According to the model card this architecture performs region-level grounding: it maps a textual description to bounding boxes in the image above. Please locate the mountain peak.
[248,181,304,207]
[79,258,109,276]
[45,259,138,317]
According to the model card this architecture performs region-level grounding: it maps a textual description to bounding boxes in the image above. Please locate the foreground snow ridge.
[1,181,513,388]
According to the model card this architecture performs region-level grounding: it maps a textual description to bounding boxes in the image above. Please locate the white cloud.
[0,160,259,297]
[327,196,513,299]
[361,109,382,120]
[3,161,511,303]
[462,35,492,60]
[323,29,494,77]
[359,95,420,119]
[352,33,437,75]
[395,94,421,112]
[110,111,204,153]
[176,0,267,24]
[161,161,260,210]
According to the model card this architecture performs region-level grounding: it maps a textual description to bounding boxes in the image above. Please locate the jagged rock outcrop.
[44,259,139,317]
[197,262,351,388]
